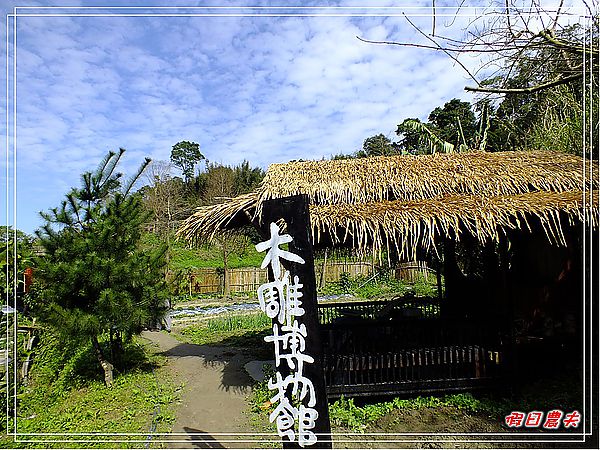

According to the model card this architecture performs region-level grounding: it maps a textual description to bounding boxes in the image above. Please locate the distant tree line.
[141,141,265,239]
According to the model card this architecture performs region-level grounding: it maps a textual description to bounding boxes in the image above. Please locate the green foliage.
[319,271,438,299]
[249,364,276,411]
[356,134,401,158]
[177,313,271,356]
[0,311,23,430]
[395,118,429,154]
[397,119,460,154]
[170,140,204,181]
[328,393,506,432]
[395,99,484,154]
[428,98,477,148]
[165,235,263,270]
[33,150,169,370]
[232,160,265,196]
[1,333,178,448]
[480,23,598,156]
[194,161,265,203]
[0,227,33,297]
[205,312,271,333]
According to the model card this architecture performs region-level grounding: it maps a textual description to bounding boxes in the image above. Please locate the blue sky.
[1,2,507,234]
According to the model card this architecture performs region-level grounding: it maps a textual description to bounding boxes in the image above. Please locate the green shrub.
[320,271,439,299]
[328,393,507,432]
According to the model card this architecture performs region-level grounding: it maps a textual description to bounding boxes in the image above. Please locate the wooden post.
[259,195,332,449]
[319,248,328,290]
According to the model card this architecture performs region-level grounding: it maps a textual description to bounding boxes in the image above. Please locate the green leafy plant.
[33,149,169,386]
[328,393,509,432]
[1,333,179,448]
[319,271,438,299]
[177,313,271,357]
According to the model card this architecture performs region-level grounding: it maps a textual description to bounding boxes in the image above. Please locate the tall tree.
[232,160,265,195]
[427,99,477,149]
[170,141,204,182]
[143,160,186,237]
[202,164,235,204]
[395,99,486,154]
[357,133,401,157]
[34,149,168,386]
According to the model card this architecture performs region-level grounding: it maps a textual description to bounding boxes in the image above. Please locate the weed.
[0,333,179,448]
[206,313,271,333]
[328,393,509,432]
[177,313,272,358]
[320,272,439,299]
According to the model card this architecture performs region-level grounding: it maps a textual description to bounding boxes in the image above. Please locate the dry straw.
[178,151,599,256]
[311,190,598,259]
[258,150,595,206]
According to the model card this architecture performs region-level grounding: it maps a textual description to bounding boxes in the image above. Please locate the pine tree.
[34,149,168,386]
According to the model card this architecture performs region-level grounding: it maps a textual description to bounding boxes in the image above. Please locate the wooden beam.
[258,194,332,449]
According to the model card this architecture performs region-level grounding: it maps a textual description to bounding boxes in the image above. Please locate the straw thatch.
[311,190,599,259]
[178,150,598,256]
[179,192,258,244]
[258,151,595,207]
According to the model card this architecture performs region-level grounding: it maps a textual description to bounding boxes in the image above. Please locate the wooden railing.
[318,297,441,325]
[318,299,504,397]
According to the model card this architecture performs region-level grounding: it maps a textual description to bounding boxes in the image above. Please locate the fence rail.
[172,260,434,295]
[318,299,504,397]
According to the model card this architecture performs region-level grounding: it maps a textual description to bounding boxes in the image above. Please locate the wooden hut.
[179,150,598,397]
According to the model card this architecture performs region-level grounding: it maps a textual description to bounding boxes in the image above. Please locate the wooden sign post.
[255,194,332,449]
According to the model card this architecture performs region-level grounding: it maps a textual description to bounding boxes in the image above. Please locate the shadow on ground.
[182,427,226,449]
[161,341,256,393]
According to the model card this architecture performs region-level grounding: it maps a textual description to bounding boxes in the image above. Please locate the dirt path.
[141,331,258,449]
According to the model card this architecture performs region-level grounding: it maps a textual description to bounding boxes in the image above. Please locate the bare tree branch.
[539,29,599,55]
[401,12,482,86]
[465,73,582,94]
[551,0,566,31]
[359,1,597,97]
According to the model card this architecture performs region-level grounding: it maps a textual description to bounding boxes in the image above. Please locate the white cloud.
[8,6,495,232]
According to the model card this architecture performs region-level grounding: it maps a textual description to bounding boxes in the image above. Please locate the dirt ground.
[142,330,263,449]
[142,327,590,449]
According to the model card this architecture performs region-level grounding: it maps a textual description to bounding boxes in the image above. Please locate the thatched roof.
[179,151,598,256]
[258,151,590,205]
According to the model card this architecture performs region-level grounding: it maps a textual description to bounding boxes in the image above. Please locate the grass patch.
[1,333,179,448]
[328,393,506,432]
[319,272,439,299]
[176,312,272,358]
[204,313,271,333]
[141,232,263,270]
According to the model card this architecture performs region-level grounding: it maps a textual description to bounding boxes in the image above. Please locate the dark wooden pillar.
[259,194,332,449]
[442,234,461,318]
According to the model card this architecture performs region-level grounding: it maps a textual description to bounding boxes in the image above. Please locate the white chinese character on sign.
[298,405,319,447]
[256,222,319,448]
[256,222,305,279]
[257,270,305,325]
[268,372,297,441]
[257,276,285,320]
[265,322,315,374]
